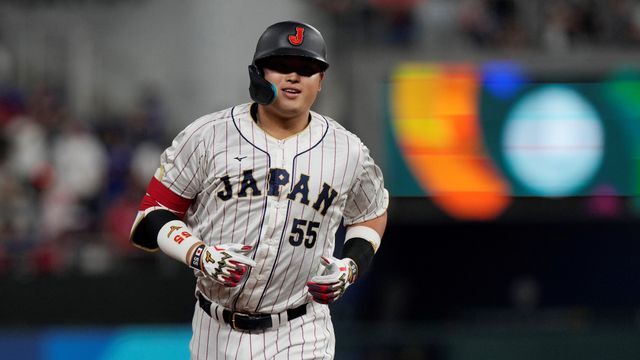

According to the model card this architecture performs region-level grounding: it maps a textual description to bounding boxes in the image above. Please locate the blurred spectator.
[28,241,65,275]
[1,113,44,258]
[51,121,107,201]
[458,0,496,46]
[130,141,162,189]
[370,0,422,45]
[101,189,139,256]
[102,140,160,256]
[542,0,599,52]
[5,114,49,185]
[129,86,167,146]
[458,0,527,49]
[38,119,107,252]
[607,0,634,45]
[415,0,460,48]
[320,0,639,49]
[98,118,135,201]
[0,77,170,276]
[601,0,640,46]
[28,84,67,135]
[630,1,640,41]
[488,0,526,47]
[542,2,573,52]
[0,86,24,127]
[40,187,78,243]
[97,87,167,203]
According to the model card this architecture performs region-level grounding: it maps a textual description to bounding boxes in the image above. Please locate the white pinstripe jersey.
[157,102,388,314]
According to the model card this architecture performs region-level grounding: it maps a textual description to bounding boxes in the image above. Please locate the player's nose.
[285,72,301,82]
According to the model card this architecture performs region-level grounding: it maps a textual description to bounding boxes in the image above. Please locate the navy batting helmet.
[249,21,329,105]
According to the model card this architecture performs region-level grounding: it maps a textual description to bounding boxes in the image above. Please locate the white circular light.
[502,85,604,196]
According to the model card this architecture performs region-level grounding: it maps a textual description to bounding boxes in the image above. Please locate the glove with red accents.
[307,256,358,304]
[199,244,256,287]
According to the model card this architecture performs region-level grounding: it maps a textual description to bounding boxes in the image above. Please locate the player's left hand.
[307,256,358,304]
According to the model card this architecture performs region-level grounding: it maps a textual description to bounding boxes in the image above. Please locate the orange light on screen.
[391,63,511,220]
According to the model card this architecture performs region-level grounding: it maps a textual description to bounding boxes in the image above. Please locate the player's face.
[262,56,325,118]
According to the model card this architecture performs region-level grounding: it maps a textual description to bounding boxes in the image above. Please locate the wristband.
[188,244,206,271]
[345,225,381,253]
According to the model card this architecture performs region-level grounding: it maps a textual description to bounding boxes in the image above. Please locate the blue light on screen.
[482,61,527,99]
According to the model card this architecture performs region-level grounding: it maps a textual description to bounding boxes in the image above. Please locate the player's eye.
[261,57,323,77]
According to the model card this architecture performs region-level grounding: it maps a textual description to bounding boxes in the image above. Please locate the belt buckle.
[231,312,250,331]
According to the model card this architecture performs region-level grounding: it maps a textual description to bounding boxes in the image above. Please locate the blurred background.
[1,0,640,359]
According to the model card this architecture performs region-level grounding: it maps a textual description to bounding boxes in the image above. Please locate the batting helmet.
[249,21,329,105]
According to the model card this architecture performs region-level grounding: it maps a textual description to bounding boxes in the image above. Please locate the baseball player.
[130,21,388,359]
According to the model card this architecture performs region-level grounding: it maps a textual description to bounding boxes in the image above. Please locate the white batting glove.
[307,256,358,304]
[200,244,256,287]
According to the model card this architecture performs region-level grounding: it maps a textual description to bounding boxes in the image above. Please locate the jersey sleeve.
[147,119,207,212]
[342,141,389,226]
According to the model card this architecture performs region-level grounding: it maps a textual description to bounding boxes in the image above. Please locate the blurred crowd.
[0,82,167,277]
[316,0,640,50]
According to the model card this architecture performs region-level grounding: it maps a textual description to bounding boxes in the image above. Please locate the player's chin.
[275,96,313,113]
[274,100,303,114]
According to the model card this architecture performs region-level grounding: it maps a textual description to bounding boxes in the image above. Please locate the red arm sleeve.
[139,177,193,218]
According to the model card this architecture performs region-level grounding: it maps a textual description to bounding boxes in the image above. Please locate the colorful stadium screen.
[386,62,640,220]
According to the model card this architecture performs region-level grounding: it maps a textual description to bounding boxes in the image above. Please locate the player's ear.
[318,72,325,91]
[249,64,277,105]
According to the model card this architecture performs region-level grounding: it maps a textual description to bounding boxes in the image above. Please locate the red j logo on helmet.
[288,26,304,46]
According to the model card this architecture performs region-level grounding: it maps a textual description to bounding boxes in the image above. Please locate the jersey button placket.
[277,145,292,244]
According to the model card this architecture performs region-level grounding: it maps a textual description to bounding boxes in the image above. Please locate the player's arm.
[308,139,388,304]
[130,174,255,287]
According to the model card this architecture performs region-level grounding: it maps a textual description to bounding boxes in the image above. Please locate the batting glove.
[307,256,358,304]
[200,244,256,287]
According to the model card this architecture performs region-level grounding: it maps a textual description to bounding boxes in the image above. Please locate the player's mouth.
[281,87,301,99]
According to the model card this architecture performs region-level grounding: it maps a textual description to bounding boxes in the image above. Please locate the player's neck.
[255,105,310,140]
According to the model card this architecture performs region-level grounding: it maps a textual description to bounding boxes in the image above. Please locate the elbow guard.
[130,209,181,251]
[131,208,205,268]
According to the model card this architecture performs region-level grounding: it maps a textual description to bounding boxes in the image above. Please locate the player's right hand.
[200,244,256,287]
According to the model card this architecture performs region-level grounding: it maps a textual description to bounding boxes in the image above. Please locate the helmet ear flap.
[248,64,277,105]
